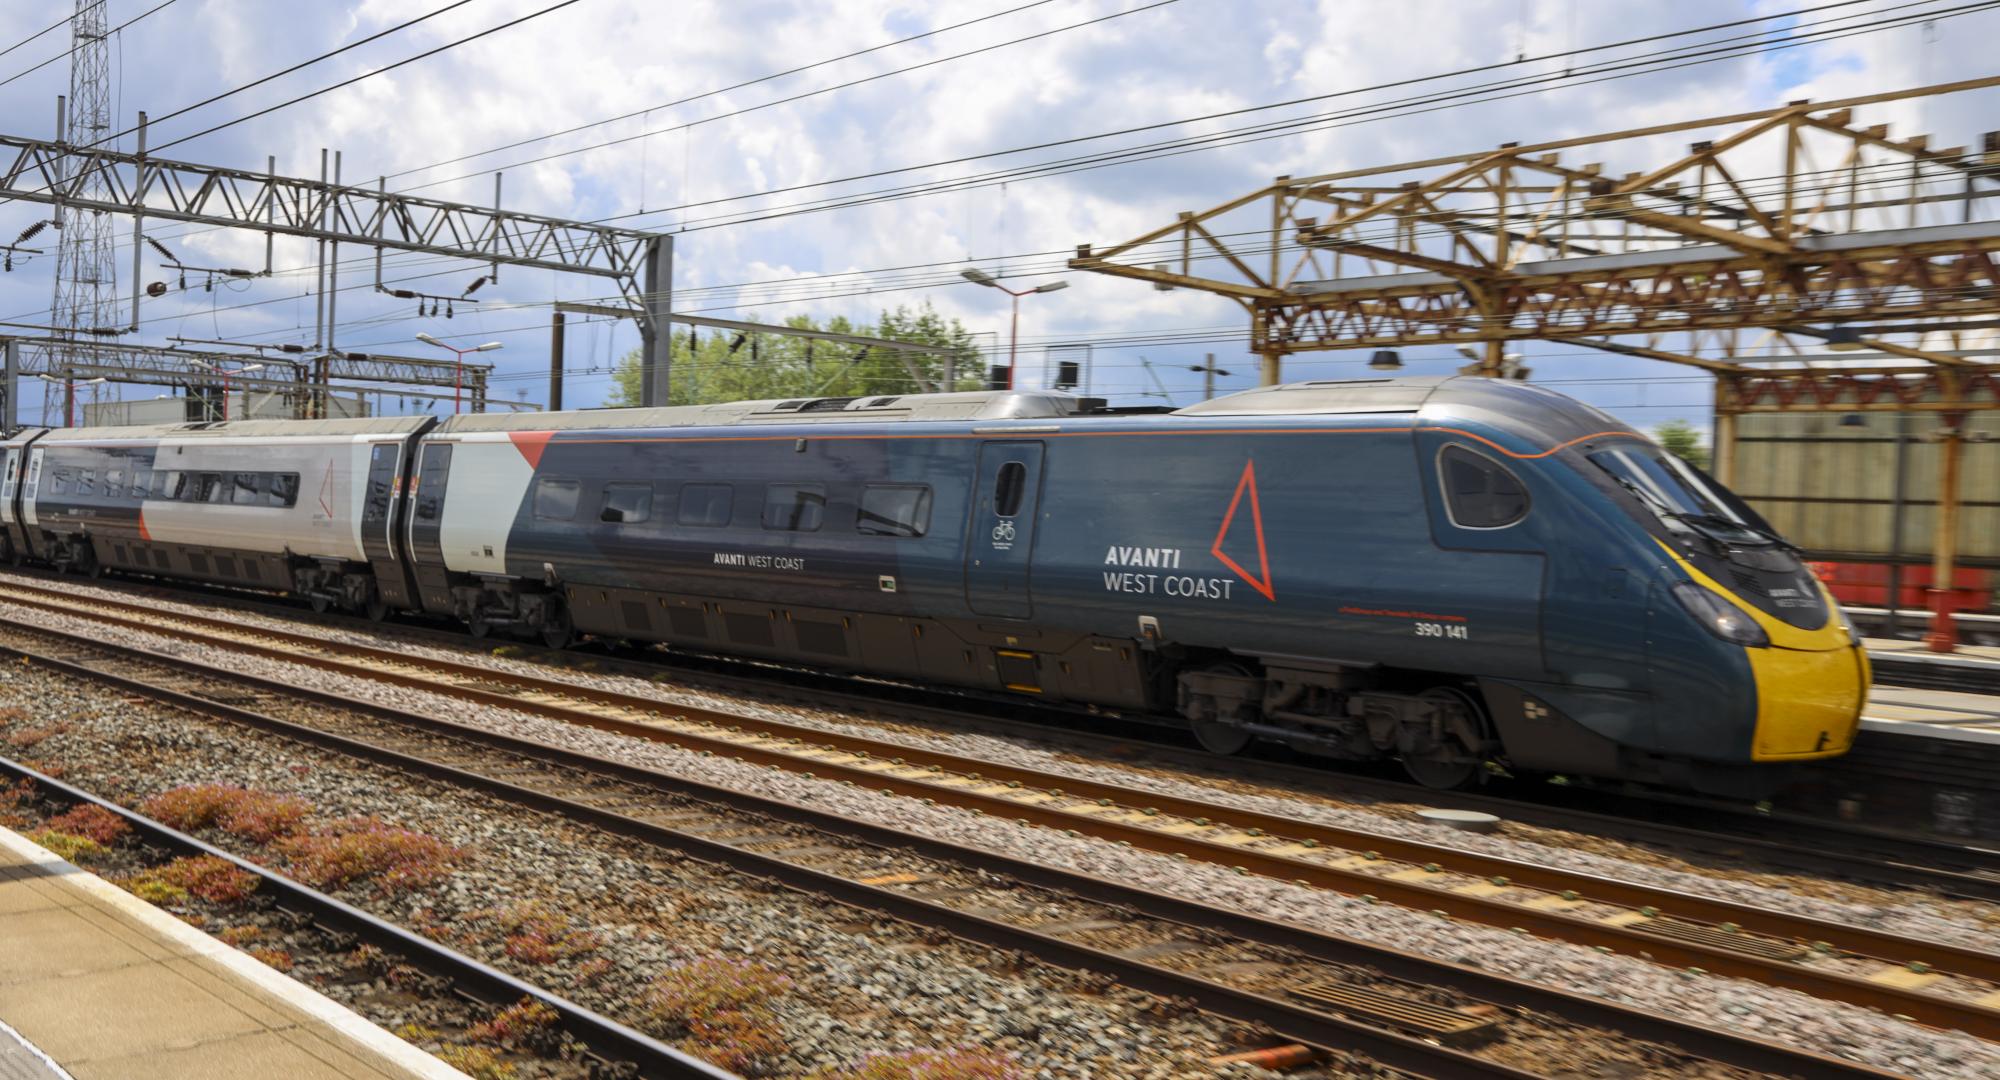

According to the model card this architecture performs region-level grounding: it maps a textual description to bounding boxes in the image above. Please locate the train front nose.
[1744,630,1867,760]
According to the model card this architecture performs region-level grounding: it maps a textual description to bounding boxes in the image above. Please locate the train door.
[965,441,1044,618]
[406,441,454,612]
[360,439,420,612]
[0,439,29,561]
[19,446,44,559]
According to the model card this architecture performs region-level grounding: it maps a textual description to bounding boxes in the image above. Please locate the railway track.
[8,567,1993,904]
[0,580,1995,1042]
[0,612,1916,1079]
[0,755,737,1080]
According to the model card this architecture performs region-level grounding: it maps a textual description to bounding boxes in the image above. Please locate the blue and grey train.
[0,376,1867,794]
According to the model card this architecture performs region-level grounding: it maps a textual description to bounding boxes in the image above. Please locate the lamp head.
[415,332,444,347]
[473,342,504,352]
[959,267,998,287]
[1033,281,1069,294]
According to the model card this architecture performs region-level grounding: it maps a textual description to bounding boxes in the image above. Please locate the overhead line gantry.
[1071,76,2000,649]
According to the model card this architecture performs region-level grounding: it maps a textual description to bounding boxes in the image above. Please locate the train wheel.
[1399,687,1484,790]
[307,594,332,615]
[1188,662,1255,755]
[364,595,390,622]
[466,614,490,639]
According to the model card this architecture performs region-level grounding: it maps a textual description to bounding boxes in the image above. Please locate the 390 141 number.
[1414,621,1468,640]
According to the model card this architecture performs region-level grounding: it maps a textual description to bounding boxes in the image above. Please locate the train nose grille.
[1730,569,1769,597]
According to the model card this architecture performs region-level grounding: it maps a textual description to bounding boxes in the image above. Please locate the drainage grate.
[1635,919,1812,962]
[1287,981,1501,1045]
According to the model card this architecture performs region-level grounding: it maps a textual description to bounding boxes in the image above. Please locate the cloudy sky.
[0,0,1994,427]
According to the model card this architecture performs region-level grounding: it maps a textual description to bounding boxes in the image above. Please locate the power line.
[53,0,1953,303]
[379,0,1063,184]
[147,0,588,156]
[604,0,1897,227]
[91,0,481,152]
[0,1,99,63]
[653,0,1991,233]
[395,0,1184,199]
[0,0,177,92]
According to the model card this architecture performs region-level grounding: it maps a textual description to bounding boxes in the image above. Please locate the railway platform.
[0,827,463,1080]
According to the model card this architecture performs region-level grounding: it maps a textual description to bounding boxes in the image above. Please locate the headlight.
[1671,581,1770,648]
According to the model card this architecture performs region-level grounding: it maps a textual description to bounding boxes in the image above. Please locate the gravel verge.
[0,658,1290,1080]
[0,595,1992,1078]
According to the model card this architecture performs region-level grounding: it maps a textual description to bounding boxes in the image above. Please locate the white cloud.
[0,0,1992,422]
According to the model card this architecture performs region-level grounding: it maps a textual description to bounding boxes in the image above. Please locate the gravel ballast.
[0,592,1992,1078]
[0,659,1284,1079]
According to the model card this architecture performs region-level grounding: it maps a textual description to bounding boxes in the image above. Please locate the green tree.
[606,302,982,407]
[1653,418,1711,470]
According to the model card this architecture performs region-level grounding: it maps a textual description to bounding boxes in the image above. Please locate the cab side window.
[1439,445,1528,529]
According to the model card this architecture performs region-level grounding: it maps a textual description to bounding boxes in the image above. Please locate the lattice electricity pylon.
[45,0,119,424]
[1069,76,2000,396]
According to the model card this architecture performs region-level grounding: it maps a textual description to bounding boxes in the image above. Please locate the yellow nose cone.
[1748,642,1866,760]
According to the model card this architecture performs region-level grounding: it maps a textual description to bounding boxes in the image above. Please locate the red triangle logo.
[1210,459,1275,602]
[508,430,556,469]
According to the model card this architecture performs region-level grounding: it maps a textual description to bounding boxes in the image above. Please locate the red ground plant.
[126,855,260,905]
[44,803,131,845]
[275,816,463,893]
[645,958,795,1074]
[140,784,312,843]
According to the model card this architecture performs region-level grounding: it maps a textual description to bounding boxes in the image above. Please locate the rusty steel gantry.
[1072,77,2000,649]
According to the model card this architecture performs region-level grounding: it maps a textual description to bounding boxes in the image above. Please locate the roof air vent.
[866,396,901,408]
[799,397,858,412]
[772,400,808,411]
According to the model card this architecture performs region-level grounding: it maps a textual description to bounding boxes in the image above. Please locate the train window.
[157,471,184,499]
[677,484,732,528]
[198,473,227,503]
[857,485,932,538]
[762,484,826,532]
[49,469,70,496]
[994,461,1027,517]
[231,473,261,505]
[269,473,300,508]
[1438,446,1528,529]
[533,478,581,520]
[131,469,151,499]
[107,468,124,495]
[77,468,95,497]
[599,483,652,524]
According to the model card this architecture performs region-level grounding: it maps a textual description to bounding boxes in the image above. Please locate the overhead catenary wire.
[0,0,178,93]
[11,2,1984,414]
[78,0,483,153]
[38,0,1965,311]
[0,1,100,64]
[143,0,587,157]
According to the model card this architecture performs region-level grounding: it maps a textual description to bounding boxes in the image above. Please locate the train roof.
[32,416,433,442]
[436,390,1104,432]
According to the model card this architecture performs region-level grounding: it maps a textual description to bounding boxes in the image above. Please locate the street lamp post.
[36,374,107,427]
[960,268,1067,390]
[416,333,504,414]
[190,361,264,421]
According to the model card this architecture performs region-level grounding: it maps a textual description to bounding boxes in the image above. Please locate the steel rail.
[0,619,1901,1079]
[11,567,1992,901]
[0,756,740,1080]
[0,582,1994,1036]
